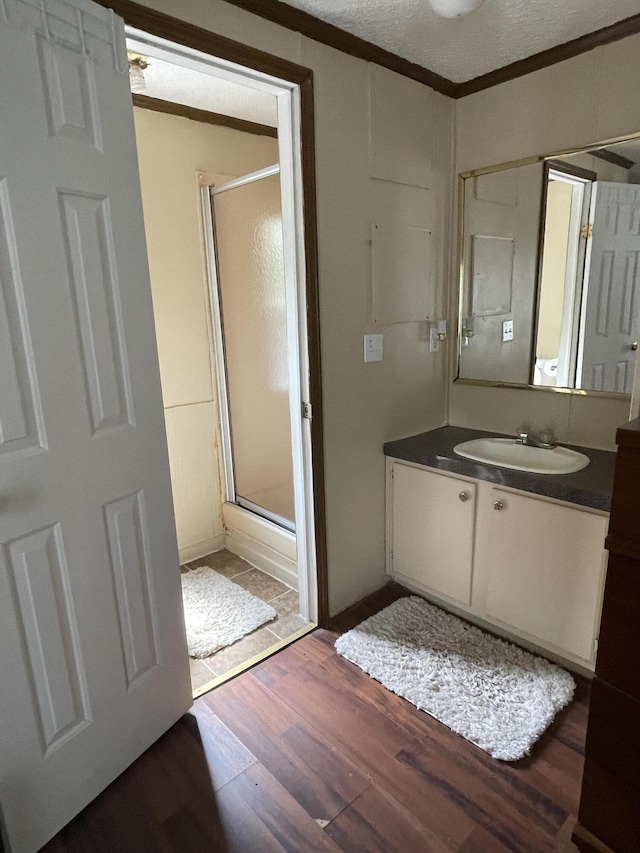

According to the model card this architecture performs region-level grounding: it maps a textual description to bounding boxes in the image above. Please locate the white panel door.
[391,463,476,606]
[0,3,191,852]
[579,181,640,393]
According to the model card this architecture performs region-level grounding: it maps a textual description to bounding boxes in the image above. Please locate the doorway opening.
[534,162,593,388]
[125,26,323,696]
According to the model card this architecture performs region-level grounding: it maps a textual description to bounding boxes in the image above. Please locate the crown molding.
[213,0,640,100]
[456,11,640,97]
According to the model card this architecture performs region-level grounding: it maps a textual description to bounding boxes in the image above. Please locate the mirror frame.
[455,131,640,400]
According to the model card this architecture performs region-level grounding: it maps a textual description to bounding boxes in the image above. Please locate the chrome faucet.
[515,429,557,450]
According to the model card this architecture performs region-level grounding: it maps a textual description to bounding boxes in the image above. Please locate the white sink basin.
[453,437,590,475]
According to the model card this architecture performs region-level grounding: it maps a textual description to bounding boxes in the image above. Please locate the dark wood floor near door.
[41,584,587,853]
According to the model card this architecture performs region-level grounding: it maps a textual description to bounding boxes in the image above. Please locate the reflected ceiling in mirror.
[457,136,640,398]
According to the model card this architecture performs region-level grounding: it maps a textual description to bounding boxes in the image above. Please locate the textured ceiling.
[127,48,278,126]
[281,0,640,83]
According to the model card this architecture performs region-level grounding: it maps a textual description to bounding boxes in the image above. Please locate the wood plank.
[216,763,343,852]
[397,739,566,852]
[41,720,226,853]
[185,704,257,791]
[324,782,454,853]
[161,803,230,853]
[405,699,580,825]
[204,673,369,823]
[459,825,518,853]
[252,628,336,685]
[265,657,476,847]
[319,648,435,741]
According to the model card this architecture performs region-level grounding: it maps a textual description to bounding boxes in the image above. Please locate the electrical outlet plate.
[502,320,514,342]
[364,333,383,362]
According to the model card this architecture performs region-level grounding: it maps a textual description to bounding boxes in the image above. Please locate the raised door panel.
[4,524,90,754]
[392,463,475,606]
[0,179,46,459]
[58,190,135,437]
[485,489,608,664]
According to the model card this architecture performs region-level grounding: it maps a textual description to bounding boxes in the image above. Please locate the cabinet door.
[484,488,608,664]
[392,463,476,605]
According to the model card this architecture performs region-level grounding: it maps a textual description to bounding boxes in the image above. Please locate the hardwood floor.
[41,584,588,852]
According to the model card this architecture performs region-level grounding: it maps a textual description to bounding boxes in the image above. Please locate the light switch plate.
[364,334,383,362]
[502,320,514,342]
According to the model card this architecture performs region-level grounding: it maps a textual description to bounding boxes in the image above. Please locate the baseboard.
[225,527,298,591]
[178,535,226,566]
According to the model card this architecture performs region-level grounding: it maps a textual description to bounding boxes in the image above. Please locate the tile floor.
[182,549,313,693]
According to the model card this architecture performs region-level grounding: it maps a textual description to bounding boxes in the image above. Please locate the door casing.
[109,0,329,623]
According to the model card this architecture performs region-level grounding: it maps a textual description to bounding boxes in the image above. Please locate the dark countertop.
[384,426,616,512]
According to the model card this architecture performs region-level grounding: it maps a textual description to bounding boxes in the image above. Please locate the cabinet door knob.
[459,491,470,502]
[493,500,504,511]
[632,341,638,351]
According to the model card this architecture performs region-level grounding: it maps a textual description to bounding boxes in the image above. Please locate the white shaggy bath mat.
[335,596,575,761]
[181,566,276,658]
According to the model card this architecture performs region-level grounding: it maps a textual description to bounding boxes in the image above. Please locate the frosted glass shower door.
[212,170,295,529]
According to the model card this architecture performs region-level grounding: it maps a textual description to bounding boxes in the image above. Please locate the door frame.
[100,0,329,624]
[534,160,595,389]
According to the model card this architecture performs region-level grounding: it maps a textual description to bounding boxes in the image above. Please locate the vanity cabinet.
[391,463,476,606]
[387,458,609,670]
[479,488,608,664]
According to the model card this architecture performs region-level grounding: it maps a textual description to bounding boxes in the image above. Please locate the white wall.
[134,0,453,614]
[451,37,640,450]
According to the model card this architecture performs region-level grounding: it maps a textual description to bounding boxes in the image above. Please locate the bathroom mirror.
[457,135,640,396]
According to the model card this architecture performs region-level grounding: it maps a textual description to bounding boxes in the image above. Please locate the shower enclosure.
[208,165,295,532]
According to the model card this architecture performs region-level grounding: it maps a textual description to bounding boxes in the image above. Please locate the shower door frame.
[121,8,326,626]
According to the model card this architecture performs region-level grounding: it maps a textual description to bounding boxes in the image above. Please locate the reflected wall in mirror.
[458,136,640,396]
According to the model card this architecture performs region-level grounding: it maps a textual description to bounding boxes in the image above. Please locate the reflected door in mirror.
[460,163,544,384]
[457,135,640,397]
[577,182,640,394]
